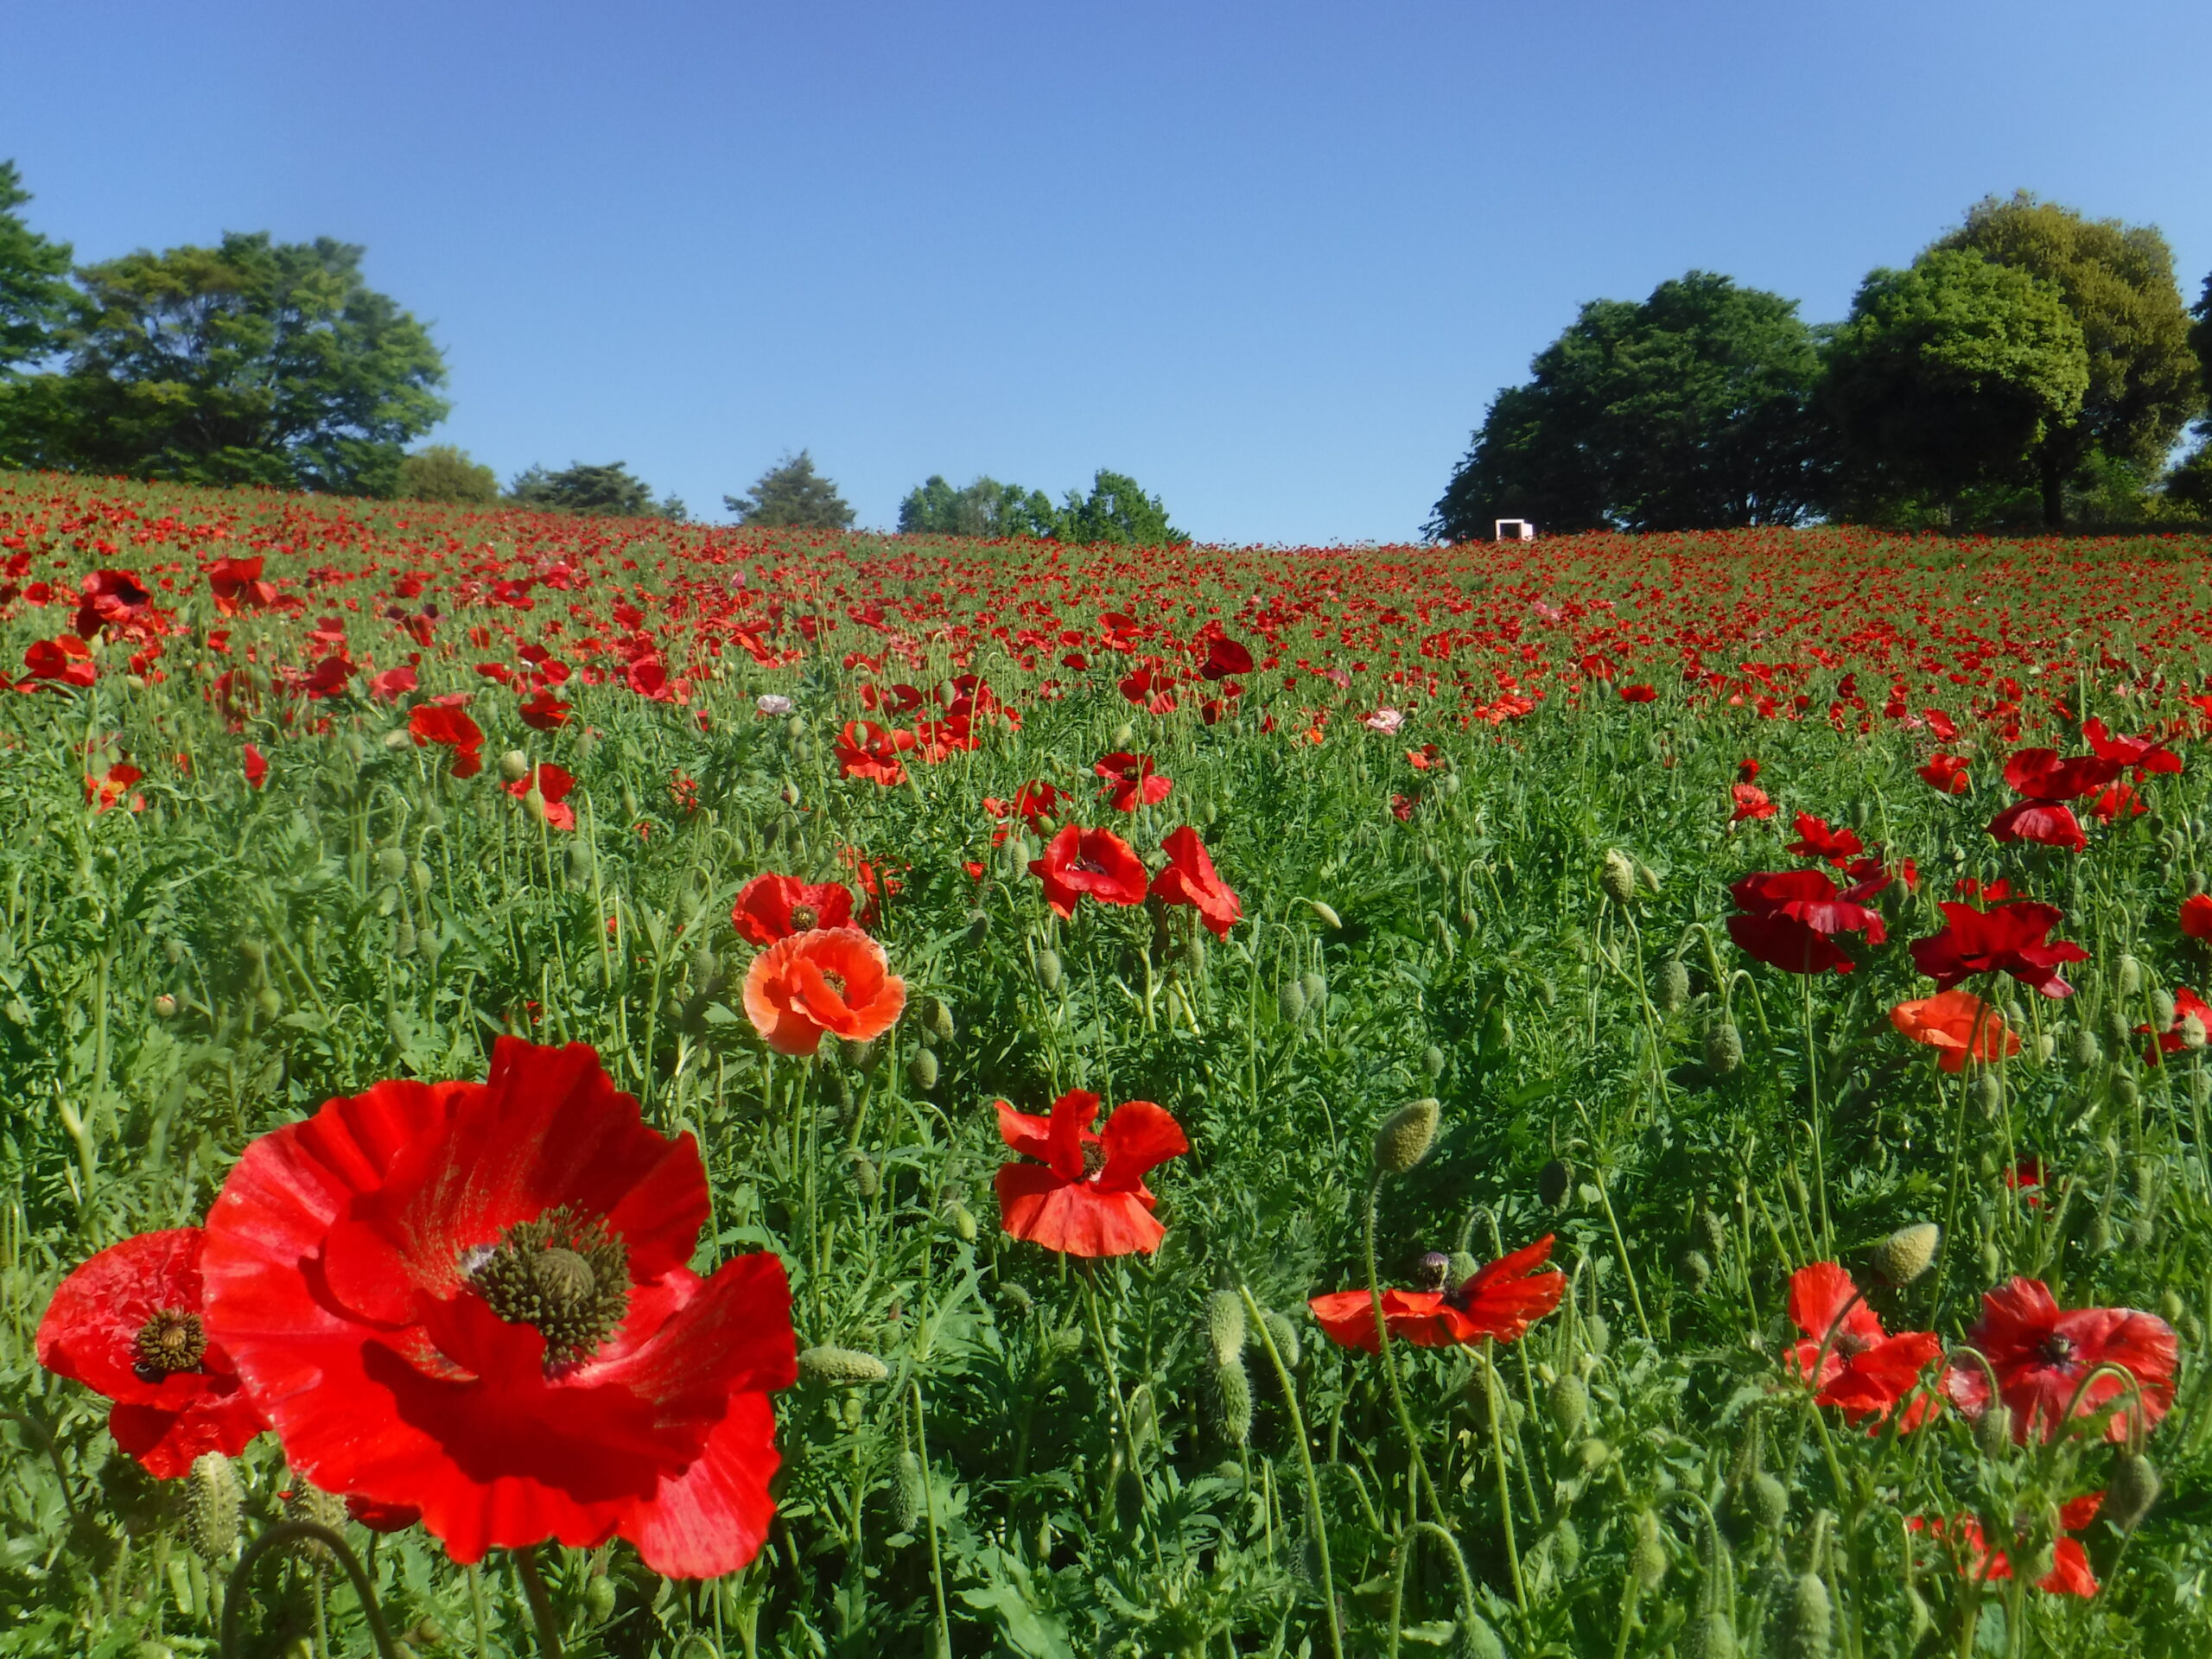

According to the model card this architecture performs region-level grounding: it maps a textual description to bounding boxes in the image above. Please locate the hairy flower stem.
[1480,1339,1531,1625]
[910,1382,955,1659]
[1385,1520,1482,1659]
[1363,1179,1444,1522]
[219,1522,401,1659]
[515,1544,564,1659]
[1803,970,1831,1252]
[1240,1283,1343,1659]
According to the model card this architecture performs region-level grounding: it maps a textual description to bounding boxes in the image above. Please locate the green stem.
[1481,1339,1530,1623]
[1364,1179,1445,1521]
[912,1382,955,1659]
[514,1545,563,1659]
[1241,1285,1343,1659]
[219,1523,401,1659]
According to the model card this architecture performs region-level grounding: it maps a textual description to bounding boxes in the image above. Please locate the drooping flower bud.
[849,1154,881,1200]
[1682,1610,1736,1659]
[1033,949,1064,993]
[1300,969,1328,1010]
[1373,1098,1441,1175]
[186,1452,241,1561]
[1548,1372,1589,1437]
[1600,849,1638,906]
[1421,1044,1446,1078]
[1707,1022,1744,1077]
[1630,1508,1667,1590]
[895,1451,927,1534]
[1654,957,1691,1014]
[1261,1308,1302,1370]
[906,1047,938,1092]
[1974,1402,2014,1459]
[800,1345,889,1385]
[1213,1358,1254,1446]
[1277,980,1306,1022]
[375,846,409,884]
[1205,1290,1247,1367]
[2105,1452,2160,1531]
[283,1479,349,1563]
[1872,1222,1940,1287]
[1676,1249,1712,1291]
[498,750,530,784]
[1782,1573,1832,1659]
[926,996,956,1043]
[945,1200,977,1243]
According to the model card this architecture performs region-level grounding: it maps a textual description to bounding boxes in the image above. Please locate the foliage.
[4,473,2212,1657]
[396,443,499,505]
[0,162,71,378]
[510,459,683,520]
[1821,247,2088,518]
[726,449,855,529]
[1934,193,2201,526]
[12,233,447,497]
[899,474,1059,538]
[1053,468,1187,545]
[1428,272,1834,539]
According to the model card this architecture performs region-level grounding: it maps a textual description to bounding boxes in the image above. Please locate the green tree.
[1934,194,2199,525]
[1053,469,1187,545]
[0,162,76,467]
[1821,248,2088,521]
[725,450,854,529]
[26,232,446,495]
[509,460,682,519]
[1427,272,1834,540]
[897,474,1058,537]
[397,444,499,505]
[2193,272,2212,405]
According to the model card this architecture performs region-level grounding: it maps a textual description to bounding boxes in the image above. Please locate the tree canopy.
[726,451,854,529]
[1934,193,2198,524]
[510,461,683,519]
[397,444,499,505]
[1821,248,2088,517]
[1427,272,1832,540]
[898,474,1058,538]
[0,161,71,377]
[1052,470,1187,545]
[17,232,448,496]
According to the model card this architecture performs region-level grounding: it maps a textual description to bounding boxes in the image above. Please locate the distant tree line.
[1431,194,2212,537]
[897,468,1187,544]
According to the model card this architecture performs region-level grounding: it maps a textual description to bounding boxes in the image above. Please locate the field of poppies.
[4,472,2212,1658]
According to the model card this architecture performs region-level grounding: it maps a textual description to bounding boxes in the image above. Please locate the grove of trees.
[1433,193,2212,537]
[897,467,1187,544]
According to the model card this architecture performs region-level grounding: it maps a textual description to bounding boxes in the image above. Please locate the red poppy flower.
[1945,1278,2177,1445]
[2137,984,2212,1060]
[86,762,144,815]
[1784,1262,1942,1427]
[409,702,485,778]
[1094,751,1173,812]
[1153,825,1242,938]
[835,720,912,786]
[1986,798,2088,853]
[1909,1493,2103,1596]
[1309,1236,1565,1353]
[1918,753,1972,795]
[504,764,576,830]
[2001,749,2124,800]
[993,1090,1187,1257]
[518,689,572,730]
[1786,812,1864,866]
[36,1228,267,1478]
[1618,683,1656,703]
[1909,900,2088,998]
[1728,782,1777,822]
[741,926,906,1056]
[200,1039,797,1575]
[1028,824,1148,918]
[1198,634,1253,679]
[2180,895,2212,940]
[23,633,97,687]
[370,665,419,702]
[1726,870,1885,975]
[207,556,277,615]
[731,874,857,947]
[244,742,268,791]
[1890,988,2020,1072]
[2081,717,2181,777]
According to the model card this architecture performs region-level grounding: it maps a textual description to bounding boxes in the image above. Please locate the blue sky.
[5,1,2208,543]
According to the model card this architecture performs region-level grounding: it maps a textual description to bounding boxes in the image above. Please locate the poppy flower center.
[819,968,847,997]
[1081,1141,1108,1180]
[1834,1330,1872,1359]
[1075,858,1107,875]
[2037,1332,2076,1368]
[133,1308,207,1379]
[1414,1251,1451,1293]
[790,903,819,931]
[468,1207,631,1370]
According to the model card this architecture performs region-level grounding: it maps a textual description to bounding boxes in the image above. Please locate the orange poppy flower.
[1890,988,2019,1072]
[742,927,906,1056]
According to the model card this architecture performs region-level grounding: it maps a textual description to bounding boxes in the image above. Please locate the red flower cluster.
[1946,1277,2177,1444]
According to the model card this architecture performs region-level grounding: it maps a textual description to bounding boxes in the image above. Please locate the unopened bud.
[153,993,179,1020]
[1300,969,1328,1010]
[1600,849,1637,906]
[1742,1471,1789,1531]
[1872,1222,1940,1286]
[1974,1403,2015,1459]
[186,1452,241,1561]
[1707,1022,1744,1076]
[375,847,409,883]
[799,1345,889,1385]
[1783,1572,1832,1659]
[1277,980,1306,1022]
[1422,1044,1446,1078]
[1205,1290,1246,1367]
[1214,1358,1254,1445]
[1261,1308,1302,1370]
[1676,1249,1712,1291]
[2105,1452,2160,1531]
[906,1047,938,1092]
[1304,898,1342,930]
[927,996,956,1043]
[1683,1610,1736,1659]
[849,1154,880,1199]
[2118,954,2144,996]
[1033,949,1063,993]
[1630,1509,1667,1590]
[1373,1098,1441,1174]
[1548,1372,1588,1437]
[1538,1158,1573,1208]
[895,1450,927,1533]
[2183,1015,2208,1052]
[1697,1206,1730,1258]
[283,1481,348,1563]
[499,750,530,784]
[1654,957,1690,1014]
[945,1200,976,1243]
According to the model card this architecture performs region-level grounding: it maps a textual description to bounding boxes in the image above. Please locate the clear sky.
[5,1,2208,543]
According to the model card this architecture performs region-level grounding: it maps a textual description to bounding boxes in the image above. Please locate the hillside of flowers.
[5,470,2212,1657]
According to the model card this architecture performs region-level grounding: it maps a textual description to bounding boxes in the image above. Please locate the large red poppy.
[1890,988,2019,1072]
[835,720,912,786]
[1028,824,1148,917]
[409,703,485,779]
[2080,717,2181,776]
[1945,1277,2177,1445]
[1094,751,1173,812]
[1909,900,2088,998]
[1308,1236,1565,1352]
[36,1228,267,1478]
[1917,753,1971,795]
[993,1091,1187,1257]
[1784,1262,1942,1427]
[1726,870,1885,975]
[1786,812,1864,866]
[742,926,906,1056]
[1153,825,1242,938]
[200,1039,798,1575]
[505,763,575,830]
[730,873,856,947]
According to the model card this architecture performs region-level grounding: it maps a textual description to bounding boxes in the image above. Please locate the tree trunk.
[2040,455,2066,529]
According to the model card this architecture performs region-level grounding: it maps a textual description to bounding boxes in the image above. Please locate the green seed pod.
[1538,1157,1573,1208]
[1630,1509,1667,1590]
[1783,1571,1832,1659]
[1276,979,1306,1022]
[186,1452,241,1561]
[895,1450,927,1534]
[2105,1452,2160,1531]
[1697,1206,1730,1259]
[1744,1471,1789,1531]
[2118,955,2145,997]
[1974,1403,2014,1459]
[1707,1021,1744,1076]
[1599,849,1638,906]
[1033,949,1064,993]
[850,1154,881,1199]
[1654,957,1691,1014]
[1300,969,1328,1010]
[1422,1044,1446,1078]
[2072,1028,2103,1069]
[906,1047,938,1092]
[1260,1308,1302,1370]
[1872,1222,1941,1287]
[945,1200,977,1243]
[1548,1372,1588,1437]
[1214,1357,1254,1446]
[927,996,956,1043]
[1682,1611,1736,1659]
[1373,1098,1441,1174]
[799,1345,889,1385]
[1452,1611,1507,1659]
[582,1575,618,1624]
[1205,1290,1247,1367]
[1584,1313,1611,1358]
[1970,1072,2002,1118]
[499,750,531,784]
[1676,1249,1712,1291]
[374,846,409,884]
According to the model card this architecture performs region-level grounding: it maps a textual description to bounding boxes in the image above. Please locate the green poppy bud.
[1600,849,1638,906]
[1303,898,1342,929]
[799,1345,888,1385]
[1707,1022,1744,1076]
[499,750,530,784]
[1697,1206,1730,1258]
[850,1154,881,1199]
[375,846,409,884]
[1214,1357,1254,1446]
[1654,957,1690,1014]
[1453,1611,1507,1659]
[906,1047,938,1092]
[1548,1372,1588,1437]
[1974,1403,2014,1459]
[186,1452,241,1561]
[1676,1249,1712,1291]
[1277,980,1306,1022]
[1261,1308,1302,1370]
[1630,1509,1667,1590]
[1538,1157,1573,1208]
[895,1451,927,1534]
[927,996,956,1043]
[945,1200,977,1243]
[1422,1044,1446,1078]
[153,994,178,1020]
[2117,954,2144,996]
[583,1575,618,1624]
[1373,1097,1441,1174]
[1033,949,1064,993]
[1682,1611,1736,1659]
[1872,1222,1940,1287]
[1300,969,1328,1010]
[1205,1290,1247,1367]
[1783,1572,1832,1659]
[2105,1452,2160,1531]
